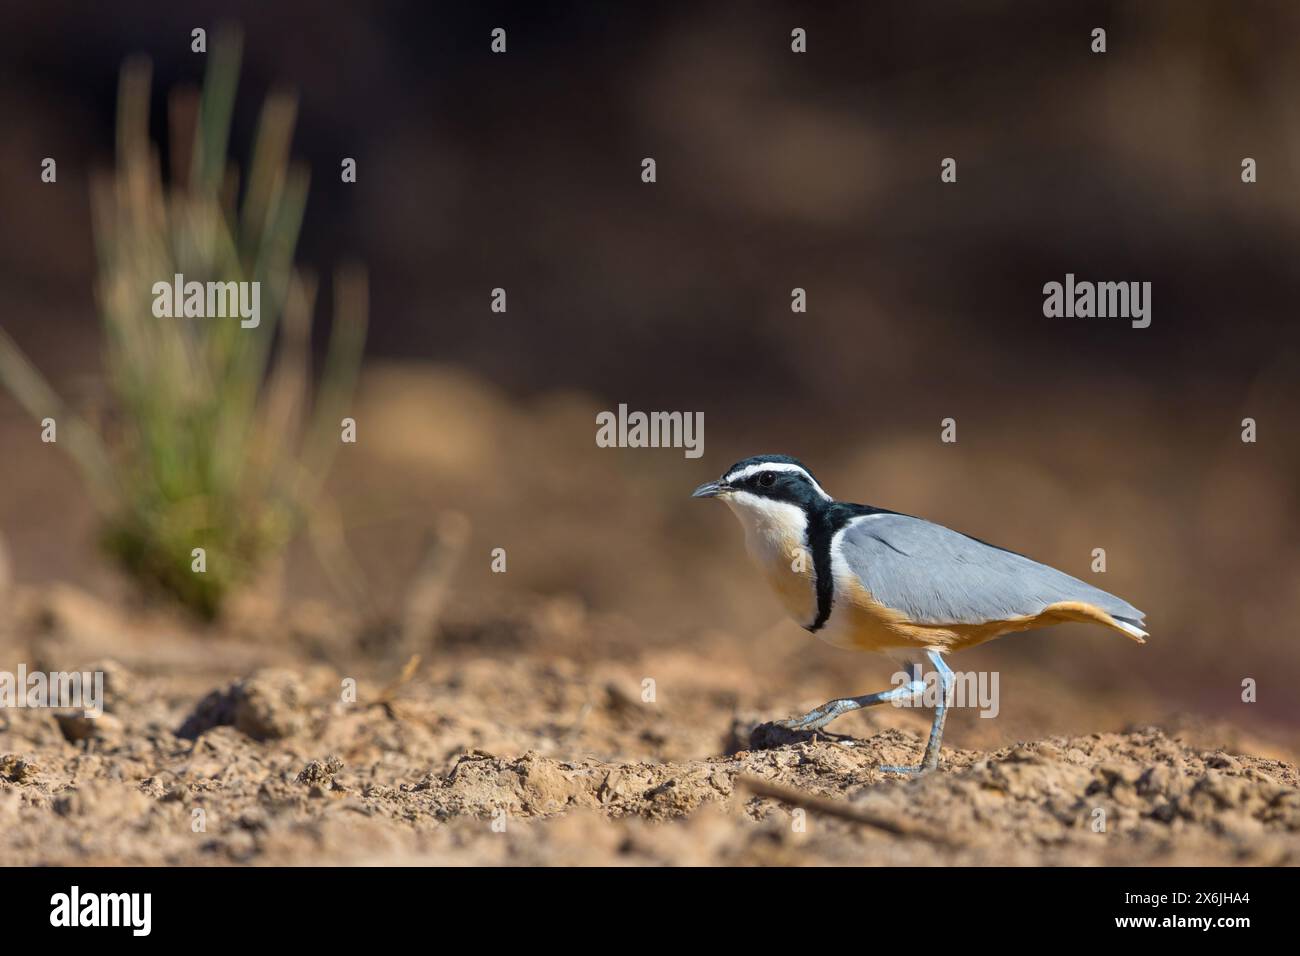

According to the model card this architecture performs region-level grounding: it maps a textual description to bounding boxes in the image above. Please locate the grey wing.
[837,513,1145,627]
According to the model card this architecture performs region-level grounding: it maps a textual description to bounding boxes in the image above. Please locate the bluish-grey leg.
[919,649,954,770]
[880,654,955,774]
[775,669,924,732]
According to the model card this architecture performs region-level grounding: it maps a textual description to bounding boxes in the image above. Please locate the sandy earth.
[2,585,1298,867]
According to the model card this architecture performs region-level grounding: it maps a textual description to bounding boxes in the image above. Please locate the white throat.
[723,491,817,625]
[724,490,807,543]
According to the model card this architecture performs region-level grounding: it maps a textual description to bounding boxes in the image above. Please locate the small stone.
[0,754,39,784]
[177,669,308,741]
[297,755,344,785]
[1137,763,1176,797]
[54,712,123,744]
[85,658,133,713]
[1096,761,1142,787]
[1036,742,1061,760]
[1206,752,1241,771]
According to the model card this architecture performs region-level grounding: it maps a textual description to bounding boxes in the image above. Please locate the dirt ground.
[2,583,1297,866]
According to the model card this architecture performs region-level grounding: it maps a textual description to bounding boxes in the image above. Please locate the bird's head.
[692,455,833,518]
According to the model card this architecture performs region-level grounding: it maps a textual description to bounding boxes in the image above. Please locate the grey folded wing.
[835,512,1146,627]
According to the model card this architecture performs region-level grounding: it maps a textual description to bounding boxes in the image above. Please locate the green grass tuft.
[0,30,367,619]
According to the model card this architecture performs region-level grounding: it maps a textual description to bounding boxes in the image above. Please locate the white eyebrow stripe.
[723,462,833,501]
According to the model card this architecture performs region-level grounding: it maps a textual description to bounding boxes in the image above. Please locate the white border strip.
[723,461,833,501]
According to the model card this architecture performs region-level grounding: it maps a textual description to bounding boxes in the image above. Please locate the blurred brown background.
[2,0,1297,738]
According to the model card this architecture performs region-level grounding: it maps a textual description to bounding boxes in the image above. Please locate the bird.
[692,454,1146,772]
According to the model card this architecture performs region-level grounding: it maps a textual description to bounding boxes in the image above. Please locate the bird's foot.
[773,697,859,732]
[774,713,836,733]
[881,752,942,775]
[881,762,948,775]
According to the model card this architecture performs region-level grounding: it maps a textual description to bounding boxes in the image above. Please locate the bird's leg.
[919,649,955,770]
[879,655,956,774]
[775,665,925,733]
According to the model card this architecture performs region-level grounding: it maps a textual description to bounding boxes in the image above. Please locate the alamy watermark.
[0,665,104,718]
[49,886,151,936]
[595,404,704,458]
[1043,273,1151,328]
[889,668,1000,718]
[152,273,261,329]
